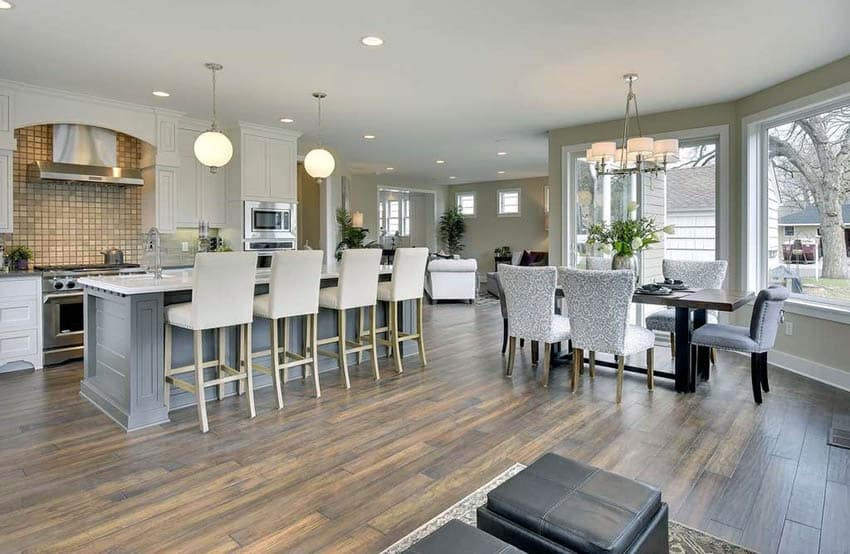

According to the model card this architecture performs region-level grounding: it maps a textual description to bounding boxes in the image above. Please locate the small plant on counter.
[335,208,377,260]
[6,245,34,271]
[439,207,466,256]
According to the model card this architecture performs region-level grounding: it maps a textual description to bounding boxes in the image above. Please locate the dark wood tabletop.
[632,288,755,312]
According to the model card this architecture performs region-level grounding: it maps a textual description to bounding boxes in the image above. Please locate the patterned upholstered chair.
[500,265,570,387]
[645,259,728,358]
[691,285,789,404]
[585,256,612,270]
[560,268,655,403]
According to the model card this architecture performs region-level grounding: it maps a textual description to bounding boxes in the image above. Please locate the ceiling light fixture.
[363,134,376,140]
[360,36,384,47]
[497,170,506,175]
[385,167,394,171]
[586,74,678,176]
[193,63,233,173]
[280,117,294,123]
[436,160,445,164]
[304,92,336,179]
[152,91,170,97]
[0,1,13,9]
[497,151,507,156]
[449,176,456,180]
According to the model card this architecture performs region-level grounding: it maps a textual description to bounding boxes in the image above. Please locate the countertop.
[78,264,394,295]
[0,269,41,278]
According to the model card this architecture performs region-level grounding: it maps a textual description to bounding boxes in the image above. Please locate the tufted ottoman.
[403,519,524,554]
[477,454,669,554]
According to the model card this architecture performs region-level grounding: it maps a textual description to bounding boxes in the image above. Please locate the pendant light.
[304,92,336,179]
[194,62,233,173]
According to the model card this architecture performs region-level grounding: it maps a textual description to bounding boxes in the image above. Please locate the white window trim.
[741,81,850,324]
[497,188,522,217]
[456,191,477,218]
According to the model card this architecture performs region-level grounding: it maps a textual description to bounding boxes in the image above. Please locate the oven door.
[43,292,84,352]
[244,202,292,239]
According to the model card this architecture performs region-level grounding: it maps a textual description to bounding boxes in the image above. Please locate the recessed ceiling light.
[0,1,13,9]
[497,170,506,174]
[152,91,170,97]
[449,176,457,180]
[363,134,376,140]
[436,160,445,164]
[280,117,294,123]
[497,151,508,156]
[360,36,384,47]
[385,167,395,171]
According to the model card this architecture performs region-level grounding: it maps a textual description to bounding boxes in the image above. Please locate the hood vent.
[28,124,144,186]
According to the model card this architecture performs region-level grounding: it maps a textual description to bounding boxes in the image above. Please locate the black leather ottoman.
[477,454,668,554]
[404,519,524,553]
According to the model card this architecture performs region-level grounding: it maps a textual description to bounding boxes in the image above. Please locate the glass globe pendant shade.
[304,147,335,178]
[194,130,233,172]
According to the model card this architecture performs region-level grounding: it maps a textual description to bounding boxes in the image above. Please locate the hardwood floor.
[1,299,848,553]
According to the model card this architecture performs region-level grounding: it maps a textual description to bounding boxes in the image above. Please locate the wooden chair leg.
[238,323,246,396]
[338,309,351,389]
[501,318,508,355]
[370,305,380,380]
[646,348,654,391]
[311,313,321,398]
[710,347,716,365]
[417,297,427,366]
[541,342,551,387]
[357,307,364,365]
[217,327,225,400]
[302,316,311,379]
[760,352,769,392]
[282,317,290,380]
[164,323,172,411]
[506,336,516,376]
[390,301,403,374]
[588,351,596,379]
[531,341,539,365]
[245,323,256,418]
[751,352,763,404]
[271,318,283,410]
[616,355,625,404]
[670,332,676,358]
[193,329,209,433]
[571,348,582,392]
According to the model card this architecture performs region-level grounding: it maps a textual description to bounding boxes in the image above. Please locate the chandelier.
[586,74,678,176]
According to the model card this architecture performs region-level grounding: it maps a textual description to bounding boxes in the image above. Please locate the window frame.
[497,188,522,217]
[456,191,477,218]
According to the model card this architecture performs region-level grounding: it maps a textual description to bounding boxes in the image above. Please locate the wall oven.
[244,201,297,240]
[244,239,297,268]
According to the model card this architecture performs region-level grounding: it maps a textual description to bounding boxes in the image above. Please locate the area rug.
[381,463,755,554]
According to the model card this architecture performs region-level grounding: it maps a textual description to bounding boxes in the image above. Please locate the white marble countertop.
[79,264,394,295]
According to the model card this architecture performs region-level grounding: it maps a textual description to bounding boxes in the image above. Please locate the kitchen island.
[78,264,415,431]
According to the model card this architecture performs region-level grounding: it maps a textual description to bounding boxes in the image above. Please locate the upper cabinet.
[175,127,227,228]
[237,125,300,202]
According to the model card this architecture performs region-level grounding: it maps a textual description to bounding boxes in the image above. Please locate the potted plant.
[6,245,34,271]
[439,207,466,257]
[335,208,377,260]
[494,246,511,257]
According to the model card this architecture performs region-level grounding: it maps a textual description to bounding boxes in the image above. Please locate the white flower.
[631,237,643,251]
[599,243,612,254]
[627,201,639,213]
[663,224,676,235]
[652,233,660,242]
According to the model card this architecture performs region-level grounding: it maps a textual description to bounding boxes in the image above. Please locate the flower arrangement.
[586,203,674,257]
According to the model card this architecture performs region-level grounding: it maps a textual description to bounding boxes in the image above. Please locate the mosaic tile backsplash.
[2,125,144,266]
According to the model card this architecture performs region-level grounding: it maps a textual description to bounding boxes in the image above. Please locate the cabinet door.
[201,164,227,227]
[175,130,200,227]
[242,134,269,199]
[267,138,296,201]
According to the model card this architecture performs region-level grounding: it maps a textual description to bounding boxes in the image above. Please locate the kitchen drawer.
[0,327,39,361]
[0,277,40,300]
[0,297,38,332]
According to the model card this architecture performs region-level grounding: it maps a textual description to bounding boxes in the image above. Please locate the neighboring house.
[665,166,716,262]
[777,203,850,258]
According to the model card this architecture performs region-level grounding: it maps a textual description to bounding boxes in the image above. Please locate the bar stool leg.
[238,323,246,396]
[357,307,365,365]
[271,317,283,410]
[193,329,209,433]
[302,316,310,379]
[390,301,403,374]
[417,296,427,366]
[282,317,290,381]
[311,313,321,398]
[338,309,351,389]
[217,327,226,400]
[245,322,256,418]
[370,304,380,380]
[164,323,172,410]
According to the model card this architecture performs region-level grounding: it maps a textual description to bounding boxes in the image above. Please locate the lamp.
[351,211,364,228]
[194,63,233,173]
[304,92,336,179]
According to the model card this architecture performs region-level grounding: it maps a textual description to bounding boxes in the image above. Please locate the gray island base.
[79,267,417,431]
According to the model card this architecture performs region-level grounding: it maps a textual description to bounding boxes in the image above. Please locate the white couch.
[425,258,478,303]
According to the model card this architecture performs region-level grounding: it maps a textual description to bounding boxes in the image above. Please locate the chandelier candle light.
[304,92,336,179]
[194,63,233,173]
[587,74,678,176]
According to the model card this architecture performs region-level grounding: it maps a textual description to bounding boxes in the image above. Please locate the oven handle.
[43,292,84,303]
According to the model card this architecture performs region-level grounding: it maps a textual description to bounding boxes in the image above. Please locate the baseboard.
[735,350,850,392]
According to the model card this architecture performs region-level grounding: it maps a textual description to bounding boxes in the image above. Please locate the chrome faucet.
[146,227,162,279]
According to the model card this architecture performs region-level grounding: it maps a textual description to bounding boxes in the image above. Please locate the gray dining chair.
[560,268,655,403]
[585,256,612,270]
[645,259,728,359]
[690,285,789,404]
[500,265,571,387]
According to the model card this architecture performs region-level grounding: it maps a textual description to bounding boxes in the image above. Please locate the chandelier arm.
[620,91,631,166]
[632,91,643,139]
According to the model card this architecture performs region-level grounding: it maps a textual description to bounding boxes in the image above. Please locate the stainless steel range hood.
[28,124,144,186]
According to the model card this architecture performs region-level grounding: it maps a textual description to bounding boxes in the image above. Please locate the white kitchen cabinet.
[239,125,299,202]
[0,150,12,233]
[175,128,228,228]
[0,276,42,372]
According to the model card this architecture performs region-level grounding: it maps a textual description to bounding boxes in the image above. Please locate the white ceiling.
[1,0,849,185]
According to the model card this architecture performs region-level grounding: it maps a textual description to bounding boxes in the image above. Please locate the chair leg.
[238,323,246,396]
[646,348,654,391]
[571,348,582,392]
[710,347,717,366]
[164,323,172,411]
[501,318,508,355]
[506,336,516,376]
[338,309,351,389]
[520,338,525,348]
[357,307,364,365]
[750,352,763,404]
[616,355,625,404]
[282,317,290,379]
[588,351,596,379]
[541,342,551,387]
[417,297,427,367]
[370,304,380,380]
[302,316,310,379]
[194,329,209,433]
[670,332,676,358]
[271,318,283,410]
[760,352,770,392]
[531,341,539,365]
[390,301,403,374]
[245,323,256,418]
[311,313,321,398]
[217,327,225,400]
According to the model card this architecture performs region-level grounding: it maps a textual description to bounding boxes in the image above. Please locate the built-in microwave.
[244,201,297,240]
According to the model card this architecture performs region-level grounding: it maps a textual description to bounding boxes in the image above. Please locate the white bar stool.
[375,247,429,374]
[163,252,258,433]
[317,249,382,388]
[251,250,324,408]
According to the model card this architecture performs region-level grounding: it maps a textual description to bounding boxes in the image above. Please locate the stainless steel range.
[36,263,143,365]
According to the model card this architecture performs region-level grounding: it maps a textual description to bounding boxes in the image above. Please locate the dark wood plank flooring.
[1,299,848,553]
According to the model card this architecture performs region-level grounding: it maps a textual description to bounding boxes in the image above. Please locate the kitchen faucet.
[146,227,162,279]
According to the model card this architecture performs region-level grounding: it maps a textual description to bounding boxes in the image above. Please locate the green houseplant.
[6,245,34,271]
[494,246,511,257]
[586,209,674,282]
[439,207,466,256]
[335,208,377,260]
